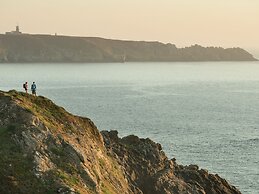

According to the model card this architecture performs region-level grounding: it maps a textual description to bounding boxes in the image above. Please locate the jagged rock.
[101,130,241,194]
[0,90,242,194]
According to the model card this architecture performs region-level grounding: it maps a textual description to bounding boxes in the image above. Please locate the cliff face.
[0,90,241,194]
[0,34,256,62]
[0,91,131,194]
[102,131,241,194]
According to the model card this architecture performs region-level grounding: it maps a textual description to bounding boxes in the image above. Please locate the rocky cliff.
[0,90,242,194]
[0,34,256,62]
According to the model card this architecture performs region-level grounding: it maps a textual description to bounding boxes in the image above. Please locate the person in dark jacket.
[23,82,28,93]
[31,82,37,96]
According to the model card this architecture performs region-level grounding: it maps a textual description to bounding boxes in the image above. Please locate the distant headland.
[0,26,257,63]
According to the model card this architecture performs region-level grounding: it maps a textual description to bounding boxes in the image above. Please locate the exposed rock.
[0,91,131,194]
[102,130,241,194]
[0,90,242,194]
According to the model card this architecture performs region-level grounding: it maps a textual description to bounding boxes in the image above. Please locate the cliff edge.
[0,90,241,194]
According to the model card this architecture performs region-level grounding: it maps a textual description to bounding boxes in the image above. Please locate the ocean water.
[0,62,259,193]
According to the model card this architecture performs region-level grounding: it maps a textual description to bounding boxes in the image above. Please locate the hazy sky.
[1,0,258,57]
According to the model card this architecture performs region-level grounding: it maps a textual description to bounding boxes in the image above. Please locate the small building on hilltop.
[6,25,22,35]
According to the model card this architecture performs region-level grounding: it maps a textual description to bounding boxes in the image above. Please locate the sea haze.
[0,62,259,194]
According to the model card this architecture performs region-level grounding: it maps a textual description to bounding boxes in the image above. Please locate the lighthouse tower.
[15,25,20,33]
[5,25,22,35]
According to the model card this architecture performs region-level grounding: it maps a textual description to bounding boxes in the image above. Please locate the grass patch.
[50,147,66,157]
[0,132,51,194]
[0,127,8,136]
[0,125,19,137]
[56,170,80,186]
[100,182,115,194]
[99,158,106,168]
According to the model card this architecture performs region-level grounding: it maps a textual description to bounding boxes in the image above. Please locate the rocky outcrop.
[102,131,241,194]
[0,90,131,194]
[0,34,257,62]
[0,90,242,194]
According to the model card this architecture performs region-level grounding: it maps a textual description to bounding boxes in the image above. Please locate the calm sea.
[0,62,259,194]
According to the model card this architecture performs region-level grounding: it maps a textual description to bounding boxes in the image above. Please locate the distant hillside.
[0,34,257,63]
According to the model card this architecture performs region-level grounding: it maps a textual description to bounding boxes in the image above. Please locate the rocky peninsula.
[0,90,241,194]
[0,34,257,63]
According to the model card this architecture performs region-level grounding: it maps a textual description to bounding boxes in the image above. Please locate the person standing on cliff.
[23,82,28,93]
[31,82,37,96]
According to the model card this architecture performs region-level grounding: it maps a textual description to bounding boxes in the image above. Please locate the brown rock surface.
[0,90,242,194]
[102,131,242,194]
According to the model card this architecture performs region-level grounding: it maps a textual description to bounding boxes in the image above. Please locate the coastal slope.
[0,90,241,194]
[0,34,256,62]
